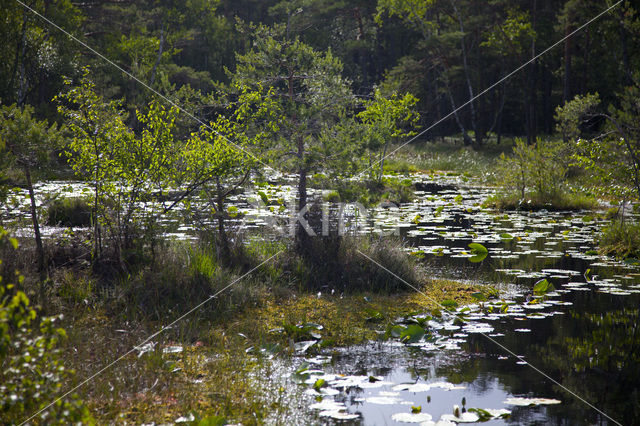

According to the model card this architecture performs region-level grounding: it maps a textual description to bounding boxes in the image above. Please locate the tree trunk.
[563,19,572,104]
[215,177,230,260]
[451,0,481,147]
[9,8,28,102]
[379,139,390,181]
[296,136,309,253]
[24,166,45,278]
[287,66,310,253]
[582,27,590,94]
[149,21,165,86]
[442,71,473,145]
[618,6,633,86]
[527,0,538,145]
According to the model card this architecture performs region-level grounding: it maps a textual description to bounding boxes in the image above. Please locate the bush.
[47,197,92,227]
[489,138,595,210]
[115,241,270,323]
[0,228,91,425]
[485,191,597,211]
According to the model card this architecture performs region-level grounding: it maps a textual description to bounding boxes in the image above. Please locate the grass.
[2,229,484,424]
[47,197,92,227]
[598,219,640,259]
[383,138,509,181]
[317,176,415,206]
[484,191,599,211]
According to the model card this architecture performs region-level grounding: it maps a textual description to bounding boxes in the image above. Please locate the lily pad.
[468,242,488,254]
[533,279,554,296]
[400,325,426,344]
[390,412,433,423]
[503,397,562,406]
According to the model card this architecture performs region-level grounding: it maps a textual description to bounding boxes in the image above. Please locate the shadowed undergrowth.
[1,231,481,424]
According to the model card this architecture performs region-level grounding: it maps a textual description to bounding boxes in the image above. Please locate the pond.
[290,175,640,425]
[4,175,640,425]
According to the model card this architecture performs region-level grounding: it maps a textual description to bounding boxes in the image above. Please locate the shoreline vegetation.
[2,231,483,424]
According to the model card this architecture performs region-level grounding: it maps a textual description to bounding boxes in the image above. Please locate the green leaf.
[468,243,488,254]
[499,233,513,240]
[400,324,425,344]
[469,252,488,263]
[313,378,326,391]
[227,205,239,218]
[389,325,404,338]
[533,279,554,296]
[468,408,493,421]
[257,191,269,205]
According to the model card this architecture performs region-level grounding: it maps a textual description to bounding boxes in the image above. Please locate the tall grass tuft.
[598,220,640,259]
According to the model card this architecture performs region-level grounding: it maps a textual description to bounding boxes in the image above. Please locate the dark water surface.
[299,176,640,425]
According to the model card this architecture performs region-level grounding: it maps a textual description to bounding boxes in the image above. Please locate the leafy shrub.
[499,138,566,199]
[0,228,91,425]
[490,138,594,210]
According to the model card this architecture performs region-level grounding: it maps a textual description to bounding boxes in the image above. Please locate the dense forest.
[3,0,639,143]
[2,0,640,425]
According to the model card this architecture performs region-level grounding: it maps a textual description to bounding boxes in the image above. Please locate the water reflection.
[298,175,639,425]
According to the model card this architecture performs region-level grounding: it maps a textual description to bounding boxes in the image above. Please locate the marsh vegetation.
[2,1,640,425]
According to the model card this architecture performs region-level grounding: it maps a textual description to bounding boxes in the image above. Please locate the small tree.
[182,83,280,259]
[231,23,355,251]
[56,72,135,264]
[557,87,640,206]
[0,227,91,424]
[497,138,567,204]
[58,69,270,264]
[0,104,63,276]
[357,89,420,181]
[231,23,420,251]
[57,70,197,266]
